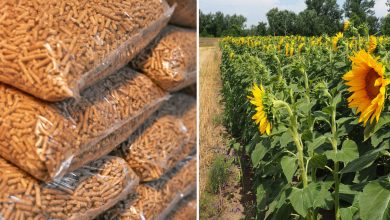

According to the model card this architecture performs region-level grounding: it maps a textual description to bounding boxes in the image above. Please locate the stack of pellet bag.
[0,0,197,219]
[0,0,196,220]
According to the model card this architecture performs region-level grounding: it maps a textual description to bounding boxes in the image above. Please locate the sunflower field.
[220,23,390,220]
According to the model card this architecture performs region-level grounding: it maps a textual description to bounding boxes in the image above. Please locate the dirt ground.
[199,38,247,220]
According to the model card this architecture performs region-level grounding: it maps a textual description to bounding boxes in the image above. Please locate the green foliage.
[381,14,390,35]
[219,35,390,219]
[267,8,298,35]
[200,192,220,219]
[199,10,247,37]
[358,181,390,220]
[343,0,379,34]
[207,155,231,194]
[200,0,389,37]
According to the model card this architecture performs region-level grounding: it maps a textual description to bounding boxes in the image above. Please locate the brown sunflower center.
[365,68,380,99]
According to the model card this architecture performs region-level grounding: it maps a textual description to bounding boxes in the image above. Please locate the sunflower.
[290,46,294,57]
[368,36,377,53]
[298,43,304,54]
[285,43,290,56]
[343,50,390,126]
[343,20,350,31]
[248,84,272,135]
[332,32,343,51]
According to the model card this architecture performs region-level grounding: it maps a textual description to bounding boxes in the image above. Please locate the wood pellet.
[168,196,197,220]
[167,0,197,28]
[0,0,170,101]
[132,26,197,91]
[0,67,167,181]
[114,93,197,182]
[0,156,139,220]
[98,158,197,220]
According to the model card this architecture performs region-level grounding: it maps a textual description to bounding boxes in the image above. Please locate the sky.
[200,0,389,26]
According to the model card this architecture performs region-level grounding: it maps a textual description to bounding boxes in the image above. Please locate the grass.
[207,155,231,193]
[199,38,227,219]
[199,38,220,47]
[199,38,224,194]
[212,113,224,126]
[200,191,220,219]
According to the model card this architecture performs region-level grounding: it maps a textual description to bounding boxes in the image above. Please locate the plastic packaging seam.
[144,154,196,189]
[168,69,197,92]
[156,184,196,220]
[51,94,171,181]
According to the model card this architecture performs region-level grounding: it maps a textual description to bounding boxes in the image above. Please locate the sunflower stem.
[273,100,311,220]
[330,101,340,220]
[273,100,309,188]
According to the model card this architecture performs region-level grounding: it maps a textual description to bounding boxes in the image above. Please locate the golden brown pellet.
[0,0,171,101]
[114,94,196,182]
[166,195,196,220]
[0,67,167,181]
[98,158,196,220]
[166,0,196,28]
[0,156,139,220]
[131,26,197,92]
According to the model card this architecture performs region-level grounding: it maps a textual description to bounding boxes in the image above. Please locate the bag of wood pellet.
[167,0,197,28]
[131,26,196,92]
[0,67,168,182]
[0,0,173,101]
[98,158,196,220]
[114,93,196,182]
[166,195,197,220]
[0,156,139,220]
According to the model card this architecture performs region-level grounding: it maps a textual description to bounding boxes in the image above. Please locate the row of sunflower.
[219,21,390,220]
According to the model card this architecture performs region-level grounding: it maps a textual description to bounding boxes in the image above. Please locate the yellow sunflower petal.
[343,50,388,127]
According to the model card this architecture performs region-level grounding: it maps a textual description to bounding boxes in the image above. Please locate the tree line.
[200,0,390,37]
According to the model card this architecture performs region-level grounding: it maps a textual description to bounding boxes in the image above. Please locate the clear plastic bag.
[114,93,196,182]
[167,0,197,28]
[0,156,139,220]
[0,0,172,101]
[0,67,168,182]
[98,157,197,220]
[131,26,196,92]
[166,94,197,167]
[180,83,197,97]
[166,195,197,220]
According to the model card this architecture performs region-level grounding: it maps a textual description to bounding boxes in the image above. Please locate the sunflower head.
[368,36,377,53]
[285,43,290,56]
[229,52,235,59]
[290,46,294,57]
[332,32,343,51]
[344,20,350,31]
[343,50,390,126]
[298,43,304,54]
[247,84,272,135]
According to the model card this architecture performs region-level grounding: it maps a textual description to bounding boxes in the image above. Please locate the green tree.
[199,10,248,37]
[247,22,268,36]
[255,22,268,36]
[387,0,390,11]
[296,10,322,36]
[267,8,297,35]
[199,10,214,37]
[304,0,343,35]
[343,0,379,33]
[381,14,390,35]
